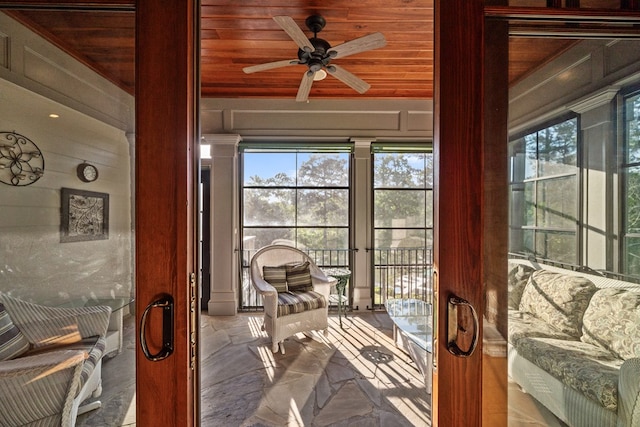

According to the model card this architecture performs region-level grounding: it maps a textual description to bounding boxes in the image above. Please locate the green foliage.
[243,151,433,251]
[243,153,349,250]
[373,153,433,248]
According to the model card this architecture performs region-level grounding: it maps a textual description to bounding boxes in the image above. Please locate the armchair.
[250,245,337,354]
[0,292,111,427]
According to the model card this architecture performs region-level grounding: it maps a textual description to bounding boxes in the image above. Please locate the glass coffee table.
[385,298,433,393]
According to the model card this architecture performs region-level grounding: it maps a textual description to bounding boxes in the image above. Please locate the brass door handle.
[446,294,479,357]
[140,295,174,361]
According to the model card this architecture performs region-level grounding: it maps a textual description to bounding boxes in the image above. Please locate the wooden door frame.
[432,1,485,426]
[135,0,199,425]
[0,1,200,425]
[433,3,640,426]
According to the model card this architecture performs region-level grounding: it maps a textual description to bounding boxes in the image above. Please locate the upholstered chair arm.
[618,357,640,427]
[0,294,111,347]
[310,274,336,301]
[251,275,278,318]
[251,275,278,296]
[0,350,85,427]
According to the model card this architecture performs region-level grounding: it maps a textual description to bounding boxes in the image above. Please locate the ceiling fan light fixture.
[313,69,327,81]
[245,15,387,102]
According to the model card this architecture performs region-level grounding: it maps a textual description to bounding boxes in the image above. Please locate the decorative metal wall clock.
[0,131,45,186]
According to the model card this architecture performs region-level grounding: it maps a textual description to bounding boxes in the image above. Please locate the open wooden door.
[0,0,199,425]
[432,1,487,425]
[433,2,640,426]
[135,0,200,425]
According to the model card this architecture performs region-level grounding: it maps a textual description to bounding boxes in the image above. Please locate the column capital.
[202,134,240,158]
[568,87,619,114]
[350,137,375,148]
[202,133,242,146]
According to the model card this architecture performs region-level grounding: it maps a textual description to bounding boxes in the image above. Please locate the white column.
[569,88,618,270]
[351,138,374,310]
[205,134,241,315]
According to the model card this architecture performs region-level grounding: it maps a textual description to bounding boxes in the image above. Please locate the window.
[372,147,434,305]
[242,148,350,251]
[239,145,351,308]
[509,116,579,264]
[623,90,640,276]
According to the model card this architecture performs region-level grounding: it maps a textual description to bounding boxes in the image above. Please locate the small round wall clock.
[77,162,98,182]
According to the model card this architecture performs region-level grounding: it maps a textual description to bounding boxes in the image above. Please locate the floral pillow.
[508,263,535,309]
[262,266,288,293]
[519,270,597,338]
[581,288,640,360]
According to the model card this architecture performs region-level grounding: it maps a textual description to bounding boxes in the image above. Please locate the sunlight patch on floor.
[256,344,277,382]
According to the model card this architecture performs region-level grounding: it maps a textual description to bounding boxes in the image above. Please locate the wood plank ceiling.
[6,1,577,101]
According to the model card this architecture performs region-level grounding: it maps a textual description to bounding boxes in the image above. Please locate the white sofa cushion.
[581,288,640,360]
[515,336,622,410]
[508,309,576,346]
[508,263,535,309]
[519,270,597,338]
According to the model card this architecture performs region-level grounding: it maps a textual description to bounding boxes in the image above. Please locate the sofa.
[0,292,111,427]
[507,259,640,427]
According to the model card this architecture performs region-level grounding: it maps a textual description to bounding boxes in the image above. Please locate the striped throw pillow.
[285,261,313,292]
[0,302,30,361]
[263,266,288,292]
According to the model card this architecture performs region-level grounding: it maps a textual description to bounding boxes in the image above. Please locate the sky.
[200,146,428,181]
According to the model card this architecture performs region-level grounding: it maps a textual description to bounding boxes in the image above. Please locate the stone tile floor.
[77,311,430,426]
[76,311,563,426]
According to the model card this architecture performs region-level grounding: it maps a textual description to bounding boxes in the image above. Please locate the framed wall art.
[60,187,109,242]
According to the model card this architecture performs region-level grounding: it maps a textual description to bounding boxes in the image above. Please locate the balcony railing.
[373,247,433,308]
[239,248,351,311]
[239,247,433,311]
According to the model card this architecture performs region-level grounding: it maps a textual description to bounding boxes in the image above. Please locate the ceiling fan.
[243,15,386,102]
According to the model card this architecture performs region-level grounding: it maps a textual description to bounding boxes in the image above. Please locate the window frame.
[237,144,353,310]
[240,145,352,252]
[508,113,581,264]
[370,145,434,306]
[621,85,640,276]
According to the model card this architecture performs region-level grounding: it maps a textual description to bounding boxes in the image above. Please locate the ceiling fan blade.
[273,16,313,52]
[329,32,387,59]
[296,71,314,102]
[243,59,298,74]
[326,65,370,94]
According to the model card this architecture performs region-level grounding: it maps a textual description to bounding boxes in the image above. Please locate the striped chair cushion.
[24,335,106,395]
[61,336,106,393]
[0,302,30,361]
[285,261,313,292]
[277,291,326,317]
[263,266,288,292]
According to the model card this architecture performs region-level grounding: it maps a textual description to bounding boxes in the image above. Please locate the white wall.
[0,14,134,305]
[0,78,133,305]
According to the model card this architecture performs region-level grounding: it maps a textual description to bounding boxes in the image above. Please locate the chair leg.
[280,342,285,355]
[92,381,103,398]
[272,341,279,353]
[77,400,101,415]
